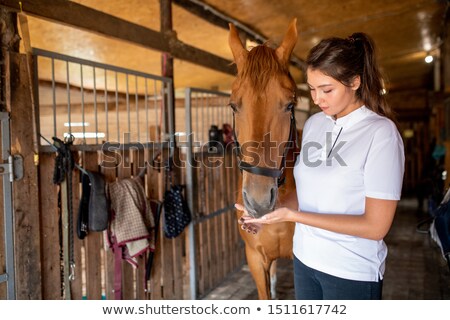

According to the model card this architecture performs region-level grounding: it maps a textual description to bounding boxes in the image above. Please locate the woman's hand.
[234,203,262,235]
[235,204,297,234]
[243,207,296,224]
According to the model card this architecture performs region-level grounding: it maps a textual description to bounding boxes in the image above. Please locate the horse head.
[229,19,298,218]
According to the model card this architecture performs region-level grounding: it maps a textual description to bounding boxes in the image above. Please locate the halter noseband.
[232,109,298,187]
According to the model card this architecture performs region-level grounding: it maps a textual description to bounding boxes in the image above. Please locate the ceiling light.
[403,129,414,138]
[64,132,105,139]
[425,55,433,63]
[64,122,90,127]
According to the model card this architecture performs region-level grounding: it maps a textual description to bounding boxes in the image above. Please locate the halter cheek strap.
[232,110,298,187]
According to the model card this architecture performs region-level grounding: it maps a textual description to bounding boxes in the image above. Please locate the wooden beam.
[174,0,231,31]
[0,0,236,75]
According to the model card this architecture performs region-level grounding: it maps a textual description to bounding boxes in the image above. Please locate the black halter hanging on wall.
[231,108,299,187]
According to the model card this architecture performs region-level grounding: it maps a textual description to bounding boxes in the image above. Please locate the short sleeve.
[364,126,405,200]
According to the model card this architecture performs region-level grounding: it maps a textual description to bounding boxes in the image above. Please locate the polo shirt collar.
[326,105,369,129]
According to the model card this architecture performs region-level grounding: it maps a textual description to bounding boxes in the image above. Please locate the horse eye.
[228,103,238,112]
[286,102,295,112]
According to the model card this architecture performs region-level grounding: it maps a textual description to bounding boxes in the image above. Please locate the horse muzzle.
[242,180,278,218]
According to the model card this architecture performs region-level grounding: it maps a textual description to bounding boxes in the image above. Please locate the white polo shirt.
[293,105,405,282]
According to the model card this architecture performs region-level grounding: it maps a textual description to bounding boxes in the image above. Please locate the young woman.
[237,33,405,300]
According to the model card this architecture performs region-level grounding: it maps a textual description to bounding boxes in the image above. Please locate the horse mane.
[240,44,288,94]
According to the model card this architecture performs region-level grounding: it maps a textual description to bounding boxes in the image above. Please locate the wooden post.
[9,53,43,299]
[1,8,42,299]
[83,151,103,300]
[0,8,20,109]
[443,11,450,94]
[118,149,134,299]
[101,149,118,300]
[38,154,61,299]
[160,0,175,137]
[160,1,185,299]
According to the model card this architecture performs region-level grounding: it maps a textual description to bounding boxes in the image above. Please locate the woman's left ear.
[351,76,361,90]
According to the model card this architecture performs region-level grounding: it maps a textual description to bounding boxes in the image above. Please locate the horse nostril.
[270,187,277,208]
[242,190,251,209]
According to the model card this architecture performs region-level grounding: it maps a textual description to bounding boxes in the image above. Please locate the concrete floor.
[202,198,450,300]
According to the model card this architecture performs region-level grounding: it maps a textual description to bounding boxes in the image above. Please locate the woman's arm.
[241,197,398,241]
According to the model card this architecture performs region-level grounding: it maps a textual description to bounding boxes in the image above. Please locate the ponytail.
[350,33,395,121]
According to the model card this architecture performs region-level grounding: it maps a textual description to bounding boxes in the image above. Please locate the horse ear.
[275,18,298,66]
[228,23,248,72]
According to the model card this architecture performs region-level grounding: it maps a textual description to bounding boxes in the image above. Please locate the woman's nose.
[312,91,322,105]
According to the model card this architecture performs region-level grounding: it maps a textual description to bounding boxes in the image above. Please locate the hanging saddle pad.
[77,170,109,239]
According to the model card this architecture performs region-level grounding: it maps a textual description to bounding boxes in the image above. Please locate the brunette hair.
[306,33,395,120]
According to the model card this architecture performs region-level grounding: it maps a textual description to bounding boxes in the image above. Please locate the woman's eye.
[323,90,332,93]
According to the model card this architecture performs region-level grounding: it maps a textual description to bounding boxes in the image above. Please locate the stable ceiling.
[201,0,447,92]
[17,0,450,95]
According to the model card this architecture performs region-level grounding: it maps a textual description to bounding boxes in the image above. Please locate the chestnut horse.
[228,19,298,299]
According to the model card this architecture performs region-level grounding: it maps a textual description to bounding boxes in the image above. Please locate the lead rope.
[52,136,76,299]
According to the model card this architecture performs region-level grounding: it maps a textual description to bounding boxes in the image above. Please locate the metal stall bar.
[33,48,173,151]
[135,76,140,142]
[80,64,86,142]
[66,61,72,136]
[115,71,120,142]
[0,112,16,299]
[145,79,149,143]
[51,58,57,138]
[184,87,196,299]
[93,67,98,145]
[104,69,109,141]
[33,49,170,85]
[185,87,232,299]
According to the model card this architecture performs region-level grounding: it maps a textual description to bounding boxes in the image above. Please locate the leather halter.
[232,109,298,187]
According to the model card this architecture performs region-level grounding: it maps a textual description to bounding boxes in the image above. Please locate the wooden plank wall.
[33,145,244,300]
[36,148,158,299]
[194,151,245,298]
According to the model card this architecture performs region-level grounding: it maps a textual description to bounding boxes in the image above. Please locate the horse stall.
[0,43,244,299]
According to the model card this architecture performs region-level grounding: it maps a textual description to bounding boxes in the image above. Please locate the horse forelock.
[239,45,287,94]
